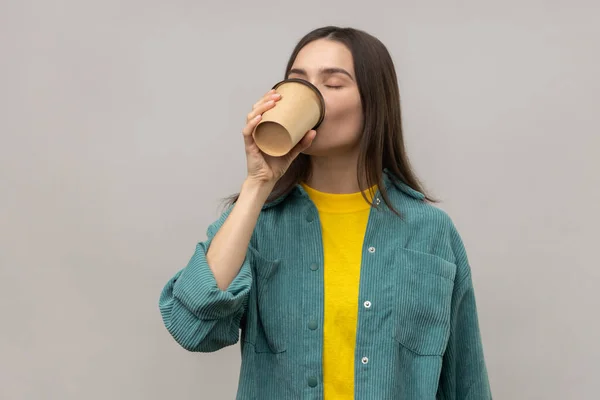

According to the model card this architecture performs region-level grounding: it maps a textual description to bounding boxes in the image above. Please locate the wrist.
[241,178,275,203]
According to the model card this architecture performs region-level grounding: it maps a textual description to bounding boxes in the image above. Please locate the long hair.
[226,26,435,214]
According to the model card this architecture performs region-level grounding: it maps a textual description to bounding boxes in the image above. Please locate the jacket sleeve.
[158,207,253,352]
[437,229,492,399]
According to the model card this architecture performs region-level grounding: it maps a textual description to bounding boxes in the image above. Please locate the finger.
[246,98,277,122]
[242,114,262,139]
[252,90,282,110]
[287,130,316,160]
[251,92,281,111]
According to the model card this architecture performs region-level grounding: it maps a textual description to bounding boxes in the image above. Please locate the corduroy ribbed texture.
[159,170,492,400]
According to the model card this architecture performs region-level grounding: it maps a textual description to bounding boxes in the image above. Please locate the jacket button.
[307,376,318,387]
[310,263,319,271]
[306,214,314,222]
[308,320,318,330]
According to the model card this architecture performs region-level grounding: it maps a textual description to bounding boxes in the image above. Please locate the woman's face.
[287,39,363,157]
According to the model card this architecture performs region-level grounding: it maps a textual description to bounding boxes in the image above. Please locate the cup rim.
[272,78,326,129]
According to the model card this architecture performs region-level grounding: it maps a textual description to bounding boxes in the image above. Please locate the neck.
[305,150,365,194]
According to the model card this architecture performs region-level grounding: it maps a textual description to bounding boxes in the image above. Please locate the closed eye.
[325,85,343,89]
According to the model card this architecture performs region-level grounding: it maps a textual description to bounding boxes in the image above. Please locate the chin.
[301,125,361,157]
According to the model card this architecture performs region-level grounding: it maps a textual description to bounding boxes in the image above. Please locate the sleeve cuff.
[171,241,252,320]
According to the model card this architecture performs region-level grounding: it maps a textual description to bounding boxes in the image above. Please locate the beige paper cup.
[253,78,326,157]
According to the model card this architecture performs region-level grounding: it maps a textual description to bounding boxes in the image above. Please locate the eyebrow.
[288,67,354,81]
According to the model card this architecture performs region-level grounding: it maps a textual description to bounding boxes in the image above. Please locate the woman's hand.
[242,89,316,185]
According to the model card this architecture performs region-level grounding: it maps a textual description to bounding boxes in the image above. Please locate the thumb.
[287,130,316,160]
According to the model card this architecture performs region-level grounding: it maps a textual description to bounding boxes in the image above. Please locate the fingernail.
[271,93,281,99]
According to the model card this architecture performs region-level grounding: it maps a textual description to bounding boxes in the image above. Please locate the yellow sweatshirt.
[301,182,376,399]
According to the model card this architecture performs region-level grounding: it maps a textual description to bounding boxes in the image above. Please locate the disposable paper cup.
[253,78,325,157]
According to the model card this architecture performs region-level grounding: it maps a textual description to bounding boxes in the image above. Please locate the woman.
[159,26,492,399]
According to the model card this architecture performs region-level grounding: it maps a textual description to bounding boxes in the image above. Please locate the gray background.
[1,0,599,399]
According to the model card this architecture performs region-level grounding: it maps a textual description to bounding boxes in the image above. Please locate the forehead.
[291,39,355,75]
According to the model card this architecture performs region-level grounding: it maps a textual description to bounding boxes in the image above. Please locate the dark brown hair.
[226,26,435,214]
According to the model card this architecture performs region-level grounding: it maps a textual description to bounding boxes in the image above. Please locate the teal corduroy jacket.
[159,171,492,399]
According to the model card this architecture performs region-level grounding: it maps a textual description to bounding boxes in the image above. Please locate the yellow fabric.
[301,182,376,399]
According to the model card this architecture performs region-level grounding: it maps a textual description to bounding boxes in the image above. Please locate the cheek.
[323,92,362,124]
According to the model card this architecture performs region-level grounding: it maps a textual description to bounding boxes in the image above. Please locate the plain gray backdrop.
[1,0,599,399]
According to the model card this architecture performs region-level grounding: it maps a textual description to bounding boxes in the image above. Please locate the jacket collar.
[261,168,424,210]
[382,168,426,201]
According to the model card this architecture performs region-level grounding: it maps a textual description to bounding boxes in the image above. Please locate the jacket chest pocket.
[250,253,289,354]
[391,249,457,356]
